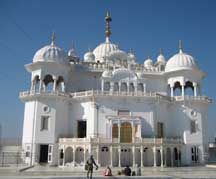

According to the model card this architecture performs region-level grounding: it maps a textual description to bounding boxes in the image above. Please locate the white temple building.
[20,11,212,168]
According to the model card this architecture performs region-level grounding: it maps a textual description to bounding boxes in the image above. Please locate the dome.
[84,50,95,62]
[93,40,119,63]
[165,49,199,72]
[144,57,153,68]
[112,67,137,81]
[107,49,128,61]
[68,48,78,57]
[102,69,112,78]
[33,44,69,65]
[157,54,166,64]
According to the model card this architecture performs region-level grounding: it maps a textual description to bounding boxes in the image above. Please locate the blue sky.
[0,0,215,141]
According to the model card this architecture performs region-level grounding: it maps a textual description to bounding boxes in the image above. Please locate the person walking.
[86,155,98,179]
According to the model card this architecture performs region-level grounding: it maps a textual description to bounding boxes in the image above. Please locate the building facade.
[20,12,212,168]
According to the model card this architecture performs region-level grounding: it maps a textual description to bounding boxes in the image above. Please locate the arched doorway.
[75,147,84,164]
[121,148,132,167]
[64,147,73,164]
[120,122,132,143]
[166,147,172,166]
[112,124,118,139]
[99,146,110,166]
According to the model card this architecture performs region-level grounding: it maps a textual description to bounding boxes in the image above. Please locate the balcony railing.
[59,137,183,145]
[19,90,211,103]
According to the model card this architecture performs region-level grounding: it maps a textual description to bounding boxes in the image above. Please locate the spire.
[51,32,55,46]
[129,48,133,54]
[179,40,183,53]
[159,48,163,55]
[105,10,112,43]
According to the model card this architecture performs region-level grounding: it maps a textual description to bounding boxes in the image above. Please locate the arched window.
[121,82,127,92]
[129,83,134,92]
[104,81,110,91]
[173,81,181,96]
[114,82,119,92]
[137,83,144,92]
[185,81,194,96]
[43,75,54,91]
[120,122,132,143]
[33,75,40,91]
[57,76,64,92]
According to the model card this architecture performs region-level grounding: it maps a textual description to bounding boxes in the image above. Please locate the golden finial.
[105,10,112,42]
[51,32,55,46]
[179,40,182,52]
[160,48,163,55]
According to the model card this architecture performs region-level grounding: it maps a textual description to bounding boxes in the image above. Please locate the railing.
[59,137,183,145]
[19,90,69,98]
[19,90,212,103]
[174,95,212,103]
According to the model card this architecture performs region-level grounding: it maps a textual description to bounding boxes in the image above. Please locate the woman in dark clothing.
[124,165,131,176]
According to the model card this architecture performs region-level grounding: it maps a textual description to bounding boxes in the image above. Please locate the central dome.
[93,40,119,63]
[165,49,199,72]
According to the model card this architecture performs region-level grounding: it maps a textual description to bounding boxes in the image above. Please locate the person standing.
[86,155,98,179]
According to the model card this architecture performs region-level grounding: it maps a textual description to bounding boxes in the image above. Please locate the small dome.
[157,54,166,64]
[93,41,119,63]
[33,44,69,65]
[68,48,78,57]
[128,51,136,63]
[112,67,137,81]
[84,51,95,62]
[144,57,153,68]
[165,49,199,72]
[102,69,112,78]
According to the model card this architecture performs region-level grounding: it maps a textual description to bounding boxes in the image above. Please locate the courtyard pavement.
[0,165,216,178]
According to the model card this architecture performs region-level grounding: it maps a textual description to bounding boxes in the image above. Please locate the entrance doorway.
[77,121,86,138]
[39,145,48,163]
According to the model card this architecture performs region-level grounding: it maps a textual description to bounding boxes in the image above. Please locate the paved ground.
[0,165,216,178]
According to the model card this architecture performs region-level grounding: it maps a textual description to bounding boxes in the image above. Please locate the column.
[97,145,99,165]
[118,146,121,167]
[118,122,121,143]
[127,81,130,94]
[101,79,104,91]
[110,121,113,141]
[153,146,157,167]
[84,146,86,166]
[110,146,113,167]
[73,146,76,167]
[30,80,34,92]
[110,82,114,94]
[193,82,197,97]
[53,76,57,92]
[160,146,163,167]
[164,147,167,167]
[39,80,43,92]
[181,85,185,97]
[62,148,65,167]
[118,82,121,93]
[143,83,146,93]
[177,146,180,167]
[170,86,174,97]
[171,147,174,167]
[134,84,138,95]
[140,146,144,167]
[132,146,136,167]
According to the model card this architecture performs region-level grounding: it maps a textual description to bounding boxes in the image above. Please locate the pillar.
[84,146,86,166]
[143,83,146,93]
[170,86,174,97]
[118,146,121,167]
[110,146,113,167]
[118,82,121,93]
[171,147,174,167]
[164,147,167,167]
[153,146,157,167]
[134,84,138,95]
[30,80,34,92]
[97,145,99,165]
[53,76,57,92]
[132,146,136,167]
[177,146,180,167]
[101,79,104,91]
[160,146,163,167]
[181,85,185,97]
[73,146,76,166]
[39,80,43,92]
[140,146,144,167]
[110,82,114,94]
[193,82,197,97]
